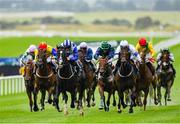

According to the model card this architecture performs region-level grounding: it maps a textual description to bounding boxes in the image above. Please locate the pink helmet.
[29,45,37,52]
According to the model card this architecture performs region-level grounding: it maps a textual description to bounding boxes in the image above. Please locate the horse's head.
[99,58,108,76]
[78,49,85,62]
[139,49,146,64]
[161,50,170,70]
[119,47,130,63]
[37,49,47,69]
[24,60,34,80]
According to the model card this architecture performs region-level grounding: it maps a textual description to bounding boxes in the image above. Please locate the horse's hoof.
[113,102,116,106]
[71,104,75,108]
[118,109,122,113]
[48,99,53,104]
[64,111,68,116]
[167,98,171,101]
[99,107,103,110]
[122,104,127,109]
[33,107,39,112]
[79,111,84,116]
[87,104,91,108]
[154,100,159,105]
[91,102,96,107]
[129,109,133,113]
[106,107,109,112]
[41,108,45,111]
[58,109,62,112]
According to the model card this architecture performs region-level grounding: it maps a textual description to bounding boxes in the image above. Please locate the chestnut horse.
[78,49,97,107]
[97,58,116,112]
[33,49,57,111]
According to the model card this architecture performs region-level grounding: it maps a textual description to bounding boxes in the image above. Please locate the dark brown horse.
[22,57,35,112]
[114,47,137,113]
[33,49,57,111]
[97,58,116,112]
[78,49,97,107]
[54,49,84,116]
[156,50,175,106]
[137,51,158,111]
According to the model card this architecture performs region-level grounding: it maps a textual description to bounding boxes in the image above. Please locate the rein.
[36,70,53,78]
[118,63,133,77]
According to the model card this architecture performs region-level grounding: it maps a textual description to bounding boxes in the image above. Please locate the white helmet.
[28,45,37,52]
[120,40,129,47]
[80,42,87,48]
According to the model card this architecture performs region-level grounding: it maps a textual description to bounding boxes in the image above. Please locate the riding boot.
[146,62,155,76]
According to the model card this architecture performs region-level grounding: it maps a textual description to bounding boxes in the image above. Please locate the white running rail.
[0,75,25,96]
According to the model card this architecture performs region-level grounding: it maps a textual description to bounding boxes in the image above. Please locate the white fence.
[0,75,25,96]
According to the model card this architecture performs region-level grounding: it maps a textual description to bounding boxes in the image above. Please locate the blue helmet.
[63,39,72,48]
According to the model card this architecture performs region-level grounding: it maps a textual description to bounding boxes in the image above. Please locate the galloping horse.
[114,47,137,113]
[22,55,35,112]
[78,49,97,107]
[137,50,158,111]
[156,50,175,106]
[97,57,116,112]
[33,49,57,111]
[54,49,84,116]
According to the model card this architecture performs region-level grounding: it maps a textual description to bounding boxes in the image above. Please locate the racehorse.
[33,49,57,111]
[114,47,137,113]
[54,48,84,116]
[137,51,158,111]
[78,49,97,107]
[156,50,175,106]
[97,57,116,112]
[22,55,35,112]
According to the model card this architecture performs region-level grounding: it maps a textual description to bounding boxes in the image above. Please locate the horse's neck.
[105,65,112,76]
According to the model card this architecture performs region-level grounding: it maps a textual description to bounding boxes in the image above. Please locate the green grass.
[0,44,179,123]
[0,36,168,57]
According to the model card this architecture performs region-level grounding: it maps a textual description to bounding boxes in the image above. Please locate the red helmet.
[139,38,147,46]
[38,42,47,50]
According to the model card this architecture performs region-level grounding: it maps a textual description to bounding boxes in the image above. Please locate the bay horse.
[54,49,84,116]
[114,47,137,113]
[156,50,175,106]
[33,49,57,111]
[97,57,116,112]
[22,55,35,112]
[78,49,97,107]
[137,50,158,111]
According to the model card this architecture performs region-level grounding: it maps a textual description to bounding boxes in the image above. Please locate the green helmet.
[100,41,110,50]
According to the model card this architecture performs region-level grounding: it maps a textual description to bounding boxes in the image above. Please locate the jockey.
[34,42,57,73]
[79,42,96,72]
[94,41,115,72]
[114,40,141,75]
[136,38,156,75]
[60,39,82,75]
[156,48,176,76]
[20,44,37,66]
[20,44,37,76]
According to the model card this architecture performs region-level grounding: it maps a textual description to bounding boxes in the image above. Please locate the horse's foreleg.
[54,85,61,112]
[112,90,116,106]
[117,91,122,113]
[129,87,136,113]
[70,91,75,109]
[64,92,68,116]
[98,83,105,110]
[164,88,168,106]
[167,81,173,101]
[143,89,149,111]
[26,86,33,112]
[157,83,162,106]
[106,92,111,112]
[152,80,158,105]
[33,84,39,112]
[40,89,46,111]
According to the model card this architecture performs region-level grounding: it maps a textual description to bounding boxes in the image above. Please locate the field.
[0,36,169,57]
[0,36,179,123]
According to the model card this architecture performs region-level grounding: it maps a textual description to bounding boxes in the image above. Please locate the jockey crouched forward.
[94,41,115,73]
[34,42,58,74]
[136,38,156,76]
[156,48,176,76]
[57,39,82,76]
[113,40,141,76]
[79,42,96,72]
[20,44,37,76]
